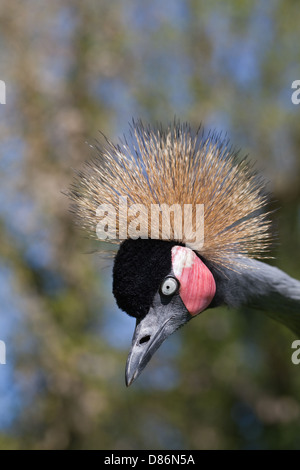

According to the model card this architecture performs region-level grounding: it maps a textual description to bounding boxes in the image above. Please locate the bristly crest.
[68,119,273,270]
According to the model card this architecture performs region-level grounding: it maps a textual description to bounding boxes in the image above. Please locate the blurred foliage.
[0,0,299,450]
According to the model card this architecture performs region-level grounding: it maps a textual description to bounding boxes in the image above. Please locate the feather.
[68,120,273,270]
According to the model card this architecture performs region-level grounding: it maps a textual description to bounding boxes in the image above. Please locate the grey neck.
[221,258,300,336]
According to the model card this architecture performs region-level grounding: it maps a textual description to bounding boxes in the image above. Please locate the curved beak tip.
[125,369,138,387]
[125,344,145,386]
[124,300,189,386]
[124,318,172,386]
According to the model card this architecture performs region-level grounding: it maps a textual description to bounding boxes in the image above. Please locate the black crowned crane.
[69,121,300,386]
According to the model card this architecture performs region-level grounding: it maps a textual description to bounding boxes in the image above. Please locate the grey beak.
[125,293,190,386]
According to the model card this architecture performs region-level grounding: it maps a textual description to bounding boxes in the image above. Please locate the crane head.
[68,121,273,385]
[113,238,216,386]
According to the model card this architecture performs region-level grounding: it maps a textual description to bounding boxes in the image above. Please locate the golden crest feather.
[68,120,273,269]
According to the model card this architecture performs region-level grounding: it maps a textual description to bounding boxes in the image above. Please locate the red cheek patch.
[171,246,216,316]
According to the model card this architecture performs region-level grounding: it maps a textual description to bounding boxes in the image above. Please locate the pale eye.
[161,277,178,296]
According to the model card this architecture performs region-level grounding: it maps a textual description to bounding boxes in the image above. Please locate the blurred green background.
[0,0,300,450]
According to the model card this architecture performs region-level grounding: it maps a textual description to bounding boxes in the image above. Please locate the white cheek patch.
[171,245,216,316]
[172,246,195,278]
